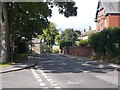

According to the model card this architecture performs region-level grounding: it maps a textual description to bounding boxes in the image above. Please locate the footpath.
[0,54,37,74]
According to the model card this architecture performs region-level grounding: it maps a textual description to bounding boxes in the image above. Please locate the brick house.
[95,0,120,31]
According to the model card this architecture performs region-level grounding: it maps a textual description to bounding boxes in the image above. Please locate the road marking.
[39,83,46,86]
[55,86,61,88]
[51,83,58,86]
[31,68,48,88]
[41,73,47,76]
[35,67,62,88]
[37,79,43,82]
[39,70,44,73]
[47,79,53,82]
[76,68,89,73]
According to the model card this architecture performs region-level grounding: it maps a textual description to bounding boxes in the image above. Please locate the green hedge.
[88,27,120,56]
[60,41,72,49]
[52,49,59,53]
[79,39,89,46]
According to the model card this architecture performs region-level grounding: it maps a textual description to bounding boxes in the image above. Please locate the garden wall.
[62,46,92,57]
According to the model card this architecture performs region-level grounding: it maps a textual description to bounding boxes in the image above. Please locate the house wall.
[96,2,120,31]
[82,36,88,40]
[52,46,60,50]
[108,15,120,28]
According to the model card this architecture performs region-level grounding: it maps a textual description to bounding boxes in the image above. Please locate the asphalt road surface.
[2,53,119,89]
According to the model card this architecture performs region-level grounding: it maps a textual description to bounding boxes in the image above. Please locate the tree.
[38,23,59,51]
[61,28,78,45]
[1,3,11,62]
[88,27,120,56]
[55,35,61,44]
[1,1,78,62]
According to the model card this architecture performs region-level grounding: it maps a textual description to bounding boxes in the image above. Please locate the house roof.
[31,38,40,44]
[95,0,120,20]
[102,0,120,14]
[80,30,96,37]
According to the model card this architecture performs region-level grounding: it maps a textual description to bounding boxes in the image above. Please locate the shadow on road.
[33,53,118,74]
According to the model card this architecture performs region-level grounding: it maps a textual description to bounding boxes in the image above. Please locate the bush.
[88,27,120,56]
[79,39,89,46]
[60,41,72,49]
[14,53,28,62]
[52,49,59,53]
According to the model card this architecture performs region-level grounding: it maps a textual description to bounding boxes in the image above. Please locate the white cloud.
[49,0,98,31]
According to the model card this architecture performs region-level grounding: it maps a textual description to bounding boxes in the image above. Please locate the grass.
[13,53,28,62]
[0,53,28,67]
[0,62,12,67]
[88,55,120,65]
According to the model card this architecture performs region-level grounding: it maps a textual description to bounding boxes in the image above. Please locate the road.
[2,53,119,89]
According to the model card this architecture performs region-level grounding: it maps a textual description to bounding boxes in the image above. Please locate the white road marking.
[41,73,47,76]
[47,79,53,82]
[39,70,44,73]
[37,79,43,82]
[55,86,61,88]
[51,83,58,86]
[31,68,47,88]
[34,68,62,88]
[39,83,46,86]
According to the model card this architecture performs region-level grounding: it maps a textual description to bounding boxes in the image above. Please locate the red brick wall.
[62,46,92,57]
[108,15,120,28]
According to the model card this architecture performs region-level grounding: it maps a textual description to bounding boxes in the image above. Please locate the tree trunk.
[1,2,11,62]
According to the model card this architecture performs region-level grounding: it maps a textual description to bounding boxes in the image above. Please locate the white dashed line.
[51,83,58,86]
[55,86,61,88]
[31,68,47,88]
[37,79,43,82]
[39,83,46,86]
[32,68,61,89]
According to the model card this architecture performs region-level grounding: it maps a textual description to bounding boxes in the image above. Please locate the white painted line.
[84,71,89,73]
[47,79,53,82]
[51,83,58,86]
[37,79,43,82]
[44,76,49,79]
[42,87,49,90]
[41,73,47,76]
[51,81,55,84]
[39,83,46,86]
[55,86,61,88]
[39,70,44,73]
[80,81,84,83]
[35,76,41,79]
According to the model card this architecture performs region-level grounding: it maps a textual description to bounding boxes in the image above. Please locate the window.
[104,19,107,28]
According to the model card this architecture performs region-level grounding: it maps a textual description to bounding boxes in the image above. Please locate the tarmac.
[0,53,119,74]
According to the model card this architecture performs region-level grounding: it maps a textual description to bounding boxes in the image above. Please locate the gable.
[95,0,120,21]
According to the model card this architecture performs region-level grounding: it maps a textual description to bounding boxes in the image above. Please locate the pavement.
[0,54,37,74]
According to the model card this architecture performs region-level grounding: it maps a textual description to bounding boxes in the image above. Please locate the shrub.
[79,39,89,46]
[60,41,72,49]
[88,27,120,56]
[14,53,28,62]
[52,49,59,53]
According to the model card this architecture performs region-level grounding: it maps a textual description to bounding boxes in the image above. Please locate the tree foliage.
[78,39,89,46]
[60,41,72,49]
[61,28,78,43]
[88,27,120,56]
[7,2,78,41]
[38,23,59,50]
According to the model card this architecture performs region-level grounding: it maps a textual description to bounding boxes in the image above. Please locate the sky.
[48,0,98,32]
